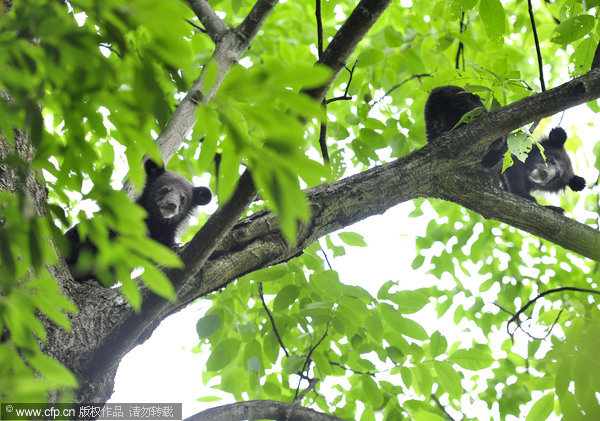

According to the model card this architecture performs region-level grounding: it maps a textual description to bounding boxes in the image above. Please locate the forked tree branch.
[185,0,227,41]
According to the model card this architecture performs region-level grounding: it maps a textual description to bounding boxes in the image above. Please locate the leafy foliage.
[1,0,599,419]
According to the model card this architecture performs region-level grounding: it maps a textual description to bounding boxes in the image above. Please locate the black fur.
[501,127,585,202]
[424,85,585,210]
[425,85,507,168]
[65,160,212,283]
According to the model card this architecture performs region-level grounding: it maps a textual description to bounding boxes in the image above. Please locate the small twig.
[258,282,289,357]
[319,61,358,162]
[543,308,564,340]
[319,241,333,270]
[316,0,324,58]
[492,302,515,317]
[528,0,546,92]
[295,319,331,399]
[292,377,319,404]
[185,18,207,33]
[99,43,123,59]
[325,60,358,104]
[328,361,375,376]
[507,287,600,337]
[431,394,458,421]
[370,73,429,107]
[318,123,329,163]
[455,13,465,70]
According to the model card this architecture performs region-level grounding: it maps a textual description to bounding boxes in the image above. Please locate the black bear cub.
[424,85,585,211]
[65,160,212,283]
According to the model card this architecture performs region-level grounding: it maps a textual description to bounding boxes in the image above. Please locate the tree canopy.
[1,0,600,420]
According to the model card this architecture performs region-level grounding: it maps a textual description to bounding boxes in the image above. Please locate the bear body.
[424,85,585,209]
[65,160,212,282]
[425,85,507,168]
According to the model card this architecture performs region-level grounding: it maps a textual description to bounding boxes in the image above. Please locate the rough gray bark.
[183,400,345,421]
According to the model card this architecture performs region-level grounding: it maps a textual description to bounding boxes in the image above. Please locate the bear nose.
[164,202,177,212]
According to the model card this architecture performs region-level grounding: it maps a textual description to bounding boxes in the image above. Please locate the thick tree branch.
[185,0,227,42]
[237,0,279,43]
[305,0,393,102]
[183,400,344,421]
[157,1,279,164]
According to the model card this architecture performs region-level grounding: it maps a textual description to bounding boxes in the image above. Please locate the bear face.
[137,160,212,247]
[501,128,586,201]
[65,159,212,283]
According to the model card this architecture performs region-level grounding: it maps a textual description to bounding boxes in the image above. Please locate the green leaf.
[450,346,494,370]
[429,331,448,358]
[362,376,384,408]
[526,394,555,421]
[357,48,385,67]
[196,313,221,339]
[283,354,305,374]
[479,0,506,42]
[252,265,289,283]
[551,15,595,45]
[412,412,447,421]
[27,353,78,388]
[433,361,462,400]
[139,264,176,300]
[196,396,223,402]
[206,338,241,371]
[273,285,300,311]
[338,232,367,247]
[379,303,428,340]
[506,131,531,163]
[389,290,430,314]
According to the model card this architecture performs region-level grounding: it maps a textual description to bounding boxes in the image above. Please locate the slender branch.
[543,308,564,339]
[319,61,357,162]
[185,18,207,34]
[258,282,290,357]
[175,170,256,284]
[295,320,331,399]
[329,361,375,376]
[293,377,319,404]
[183,400,344,421]
[319,240,333,270]
[507,287,600,336]
[316,0,324,58]
[185,0,227,42]
[455,13,465,70]
[370,73,429,107]
[318,123,329,163]
[528,0,545,92]
[325,60,358,104]
[237,0,280,43]
[431,394,457,421]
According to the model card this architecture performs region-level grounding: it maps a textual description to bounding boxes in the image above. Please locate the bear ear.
[568,175,586,192]
[193,187,212,206]
[545,127,567,147]
[144,159,165,179]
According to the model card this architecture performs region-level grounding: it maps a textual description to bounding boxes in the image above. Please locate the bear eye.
[180,194,186,204]
[158,186,170,194]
